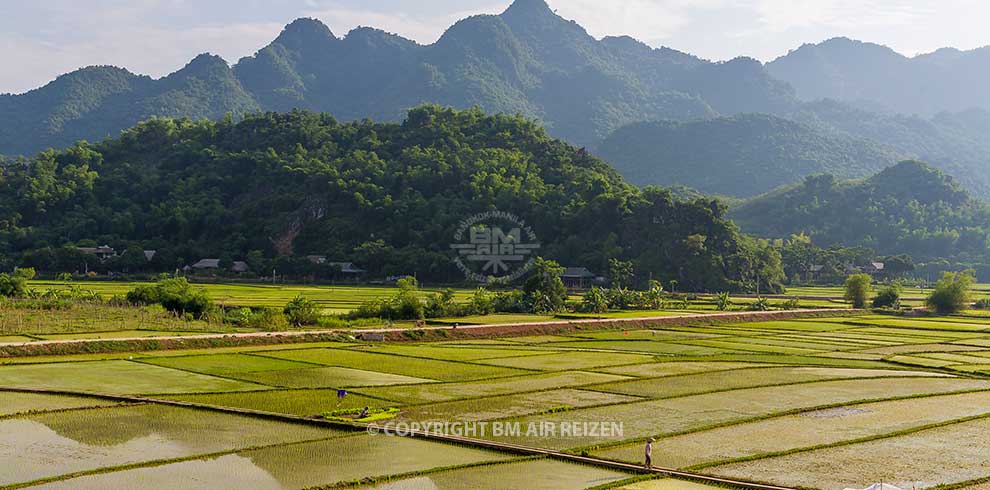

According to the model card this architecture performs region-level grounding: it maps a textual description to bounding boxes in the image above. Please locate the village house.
[561,267,599,288]
[77,245,117,261]
[189,259,249,273]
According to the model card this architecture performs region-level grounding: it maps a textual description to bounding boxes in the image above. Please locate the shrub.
[14,268,36,280]
[523,258,568,314]
[844,274,872,308]
[351,276,424,320]
[393,277,425,320]
[747,297,771,311]
[714,292,732,311]
[644,281,665,309]
[425,289,459,318]
[0,273,28,297]
[468,287,495,315]
[779,297,800,310]
[126,277,214,319]
[492,290,525,313]
[872,283,902,309]
[225,307,288,329]
[581,287,609,313]
[974,298,990,310]
[284,295,320,326]
[926,271,975,315]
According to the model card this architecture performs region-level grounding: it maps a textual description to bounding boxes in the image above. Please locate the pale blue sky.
[2,0,987,94]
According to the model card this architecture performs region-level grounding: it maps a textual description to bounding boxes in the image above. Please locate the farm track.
[0,308,857,355]
[0,385,797,490]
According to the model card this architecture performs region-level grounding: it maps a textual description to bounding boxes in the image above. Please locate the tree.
[844,274,872,308]
[14,267,36,280]
[392,276,424,320]
[882,255,915,278]
[126,277,214,319]
[926,271,974,315]
[872,282,902,308]
[468,287,495,315]
[714,292,732,311]
[608,258,634,289]
[644,280,665,309]
[284,295,320,326]
[0,273,28,297]
[581,287,609,314]
[523,257,568,314]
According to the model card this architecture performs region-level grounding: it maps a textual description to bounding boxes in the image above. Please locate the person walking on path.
[645,438,654,469]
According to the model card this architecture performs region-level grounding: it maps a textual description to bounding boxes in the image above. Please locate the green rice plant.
[0,360,264,394]
[396,389,639,423]
[709,416,990,489]
[493,377,990,450]
[163,389,386,417]
[588,366,942,399]
[595,390,990,470]
[0,391,121,417]
[138,353,316,376]
[324,406,400,423]
[228,365,434,388]
[257,348,527,382]
[357,371,629,404]
[549,340,733,356]
[476,351,656,371]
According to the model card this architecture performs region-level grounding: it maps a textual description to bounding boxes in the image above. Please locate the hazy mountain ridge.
[0,0,790,155]
[768,37,990,115]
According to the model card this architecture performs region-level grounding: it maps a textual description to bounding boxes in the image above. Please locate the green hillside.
[0,105,782,292]
[597,114,902,197]
[730,161,990,260]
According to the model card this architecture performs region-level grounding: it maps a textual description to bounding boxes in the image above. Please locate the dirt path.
[0,308,856,350]
[0,385,797,490]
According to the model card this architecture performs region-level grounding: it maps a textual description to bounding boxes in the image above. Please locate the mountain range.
[768,37,990,115]
[2,0,989,197]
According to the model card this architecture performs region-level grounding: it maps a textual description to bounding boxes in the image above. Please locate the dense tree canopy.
[598,114,901,197]
[0,105,782,292]
[731,161,990,262]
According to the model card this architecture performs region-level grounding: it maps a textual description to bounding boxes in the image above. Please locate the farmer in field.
[644,437,654,469]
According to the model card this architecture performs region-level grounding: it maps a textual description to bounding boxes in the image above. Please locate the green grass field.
[7,312,990,488]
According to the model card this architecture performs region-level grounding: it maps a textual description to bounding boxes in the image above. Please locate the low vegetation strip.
[0,308,858,358]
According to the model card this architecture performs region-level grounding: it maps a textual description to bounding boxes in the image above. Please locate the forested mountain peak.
[175,53,231,76]
[866,160,969,206]
[730,161,990,260]
[597,113,901,197]
[502,0,556,19]
[273,17,339,49]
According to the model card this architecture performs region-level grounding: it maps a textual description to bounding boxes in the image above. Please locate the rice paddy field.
[7,311,990,488]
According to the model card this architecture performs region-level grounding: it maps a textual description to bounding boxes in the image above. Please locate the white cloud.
[1,22,284,94]
[548,0,731,42]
